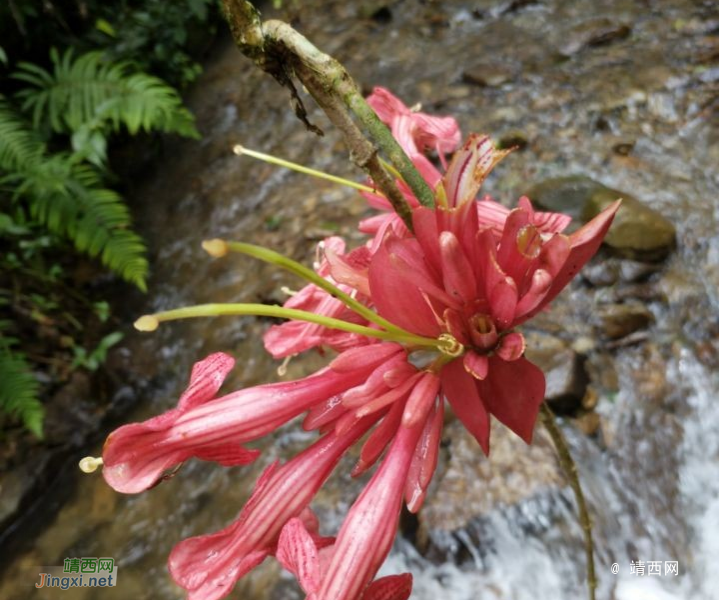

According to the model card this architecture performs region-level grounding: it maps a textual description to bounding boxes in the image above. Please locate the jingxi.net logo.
[35,557,117,589]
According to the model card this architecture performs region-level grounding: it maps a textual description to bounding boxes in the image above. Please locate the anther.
[277,355,293,377]
[437,333,464,357]
[79,456,103,473]
[202,239,229,258]
[134,315,159,332]
[281,286,297,297]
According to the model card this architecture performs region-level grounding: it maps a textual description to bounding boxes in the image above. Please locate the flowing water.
[2,0,718,598]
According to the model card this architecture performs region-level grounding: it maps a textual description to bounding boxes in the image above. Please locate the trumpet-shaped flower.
[276,416,426,600]
[168,416,376,600]
[102,344,403,493]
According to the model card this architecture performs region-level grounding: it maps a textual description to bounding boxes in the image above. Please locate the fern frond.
[6,156,149,289]
[0,347,43,438]
[14,49,199,138]
[0,97,45,172]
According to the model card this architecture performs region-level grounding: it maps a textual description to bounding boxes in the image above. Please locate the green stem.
[140,303,440,348]
[540,403,597,600]
[220,240,413,337]
[221,0,437,229]
[347,93,435,208]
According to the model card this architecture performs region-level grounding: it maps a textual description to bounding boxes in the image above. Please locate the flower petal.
[368,237,443,337]
[439,231,478,304]
[463,351,489,380]
[277,518,321,594]
[441,359,490,454]
[362,574,413,600]
[479,356,545,444]
[178,353,236,411]
[495,332,526,362]
[526,200,620,319]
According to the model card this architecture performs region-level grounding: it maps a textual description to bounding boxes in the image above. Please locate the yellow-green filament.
[204,240,417,340]
[135,303,441,349]
[233,144,376,194]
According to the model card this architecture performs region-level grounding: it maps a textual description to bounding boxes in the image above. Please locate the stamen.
[378,157,404,182]
[132,303,440,349]
[202,239,229,258]
[281,286,297,297]
[79,456,103,473]
[217,240,412,338]
[437,333,464,357]
[233,144,377,193]
[277,355,293,377]
[134,315,159,331]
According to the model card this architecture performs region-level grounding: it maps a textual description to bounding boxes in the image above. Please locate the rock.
[524,332,589,414]
[596,302,654,339]
[559,18,632,56]
[524,175,607,223]
[525,175,676,260]
[581,257,662,287]
[42,371,99,445]
[418,420,564,561]
[583,187,676,260]
[461,63,513,87]
[574,411,601,436]
[497,130,529,150]
[585,352,619,393]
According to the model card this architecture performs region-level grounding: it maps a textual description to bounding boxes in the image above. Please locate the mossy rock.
[526,175,676,260]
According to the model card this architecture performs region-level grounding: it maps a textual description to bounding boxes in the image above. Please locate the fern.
[0,97,44,171]
[0,100,148,289]
[0,323,43,438]
[14,49,199,141]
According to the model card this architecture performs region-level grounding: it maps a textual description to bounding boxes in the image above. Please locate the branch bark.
[221,0,437,229]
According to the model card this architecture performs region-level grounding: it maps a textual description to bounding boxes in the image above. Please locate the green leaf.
[13,49,200,138]
[95,18,117,38]
[0,348,44,438]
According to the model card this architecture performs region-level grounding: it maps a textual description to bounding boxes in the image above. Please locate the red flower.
[90,87,620,600]
[368,184,619,449]
[102,345,402,493]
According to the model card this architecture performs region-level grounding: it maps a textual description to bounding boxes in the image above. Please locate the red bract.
[368,191,619,449]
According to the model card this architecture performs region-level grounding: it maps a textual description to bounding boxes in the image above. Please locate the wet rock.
[418,421,563,561]
[596,302,654,340]
[559,18,632,56]
[461,63,513,87]
[524,332,588,414]
[43,371,99,445]
[525,176,676,259]
[582,187,676,260]
[574,410,601,436]
[525,175,606,223]
[497,129,529,150]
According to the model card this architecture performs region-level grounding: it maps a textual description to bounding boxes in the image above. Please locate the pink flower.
[367,86,461,161]
[276,418,427,600]
[102,344,403,493]
[94,87,621,600]
[168,416,375,600]
[367,183,620,450]
[264,237,373,358]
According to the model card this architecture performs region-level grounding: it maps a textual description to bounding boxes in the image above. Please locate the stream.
[2,0,718,598]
